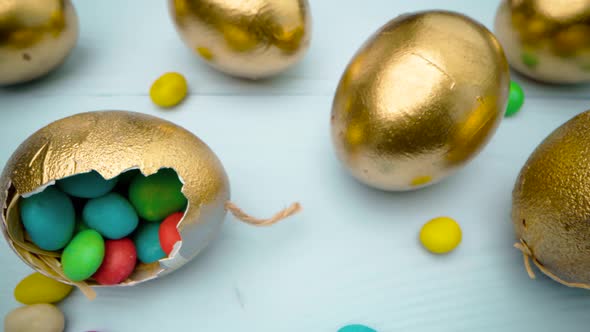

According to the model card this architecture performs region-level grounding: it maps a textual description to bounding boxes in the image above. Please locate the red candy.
[92,238,137,285]
[159,212,183,255]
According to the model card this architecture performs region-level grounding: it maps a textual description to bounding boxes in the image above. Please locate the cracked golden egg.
[168,0,311,79]
[495,0,590,84]
[0,111,229,288]
[331,11,510,191]
[513,110,590,289]
[0,0,78,86]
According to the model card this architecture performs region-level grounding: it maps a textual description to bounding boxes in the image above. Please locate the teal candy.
[133,223,165,263]
[57,170,118,198]
[62,230,105,281]
[338,325,377,332]
[20,186,75,251]
[83,193,139,239]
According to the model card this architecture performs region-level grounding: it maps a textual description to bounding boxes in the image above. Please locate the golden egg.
[331,11,510,191]
[513,110,590,289]
[494,0,590,84]
[0,111,229,288]
[0,0,79,86]
[168,0,311,79]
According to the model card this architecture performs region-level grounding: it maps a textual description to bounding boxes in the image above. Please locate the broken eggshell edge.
[0,110,230,286]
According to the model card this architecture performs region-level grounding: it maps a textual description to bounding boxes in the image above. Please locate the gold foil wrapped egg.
[0,111,229,292]
[168,0,311,79]
[331,11,510,191]
[513,110,590,289]
[0,0,79,86]
[495,0,590,84]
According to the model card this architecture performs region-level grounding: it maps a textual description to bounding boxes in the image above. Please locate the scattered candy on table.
[62,230,105,281]
[14,272,73,305]
[159,212,183,255]
[20,186,75,251]
[129,168,187,222]
[149,72,188,108]
[505,81,525,117]
[134,223,166,264]
[4,304,65,332]
[57,170,119,199]
[338,324,377,332]
[93,238,137,285]
[419,217,462,254]
[83,192,139,239]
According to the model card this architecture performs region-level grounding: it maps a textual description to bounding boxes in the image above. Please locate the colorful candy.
[14,272,73,305]
[134,223,166,263]
[20,186,75,251]
[57,170,118,198]
[62,230,105,281]
[150,72,188,108]
[129,168,187,222]
[83,193,139,239]
[505,81,525,117]
[159,212,183,255]
[18,166,187,285]
[419,216,462,254]
[4,304,65,332]
[93,238,137,285]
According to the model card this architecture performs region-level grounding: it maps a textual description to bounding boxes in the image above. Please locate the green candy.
[506,81,525,117]
[521,52,538,69]
[128,168,187,222]
[61,230,105,281]
[57,170,118,199]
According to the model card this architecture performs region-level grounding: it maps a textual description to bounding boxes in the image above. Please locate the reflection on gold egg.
[495,0,590,84]
[0,0,78,86]
[168,0,311,79]
[0,111,229,287]
[331,11,510,191]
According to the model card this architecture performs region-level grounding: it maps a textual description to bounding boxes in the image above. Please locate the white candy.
[4,304,65,332]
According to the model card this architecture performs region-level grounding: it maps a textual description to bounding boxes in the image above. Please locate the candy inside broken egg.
[1,111,231,298]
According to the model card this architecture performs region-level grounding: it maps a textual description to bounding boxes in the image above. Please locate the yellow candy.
[14,272,73,304]
[149,72,188,108]
[419,217,462,254]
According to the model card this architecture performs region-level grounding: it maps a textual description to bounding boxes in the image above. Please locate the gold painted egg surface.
[331,11,510,191]
[168,0,311,79]
[0,111,230,285]
[0,0,78,86]
[495,0,590,84]
[513,110,590,287]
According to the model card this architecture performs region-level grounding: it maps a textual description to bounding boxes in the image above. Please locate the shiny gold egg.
[513,110,590,289]
[0,0,79,86]
[495,0,590,84]
[0,111,229,287]
[168,0,311,79]
[331,11,510,191]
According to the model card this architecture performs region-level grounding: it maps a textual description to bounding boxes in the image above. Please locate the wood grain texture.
[1,1,590,331]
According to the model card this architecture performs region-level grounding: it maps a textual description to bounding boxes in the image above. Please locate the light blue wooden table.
[2,1,590,331]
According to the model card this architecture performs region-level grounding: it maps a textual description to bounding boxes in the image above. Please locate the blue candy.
[338,325,377,332]
[57,170,118,199]
[20,186,75,251]
[83,193,139,239]
[133,223,165,263]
